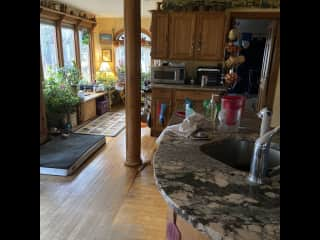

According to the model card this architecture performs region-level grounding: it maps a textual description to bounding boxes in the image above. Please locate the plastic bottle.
[209,94,217,129]
[185,98,193,118]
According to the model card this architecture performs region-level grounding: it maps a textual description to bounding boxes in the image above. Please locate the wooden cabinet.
[151,12,169,59]
[195,12,225,61]
[151,88,173,137]
[167,207,209,240]
[174,90,213,114]
[169,12,196,60]
[80,99,96,123]
[151,11,225,61]
[151,87,225,137]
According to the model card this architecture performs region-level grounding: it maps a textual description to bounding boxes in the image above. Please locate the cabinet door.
[151,12,169,59]
[195,12,225,61]
[169,12,196,60]
[174,90,214,115]
[151,88,173,136]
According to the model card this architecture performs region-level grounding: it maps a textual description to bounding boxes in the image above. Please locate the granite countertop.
[151,83,227,92]
[153,112,280,240]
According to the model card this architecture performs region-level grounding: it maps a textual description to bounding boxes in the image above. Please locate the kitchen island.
[153,112,280,240]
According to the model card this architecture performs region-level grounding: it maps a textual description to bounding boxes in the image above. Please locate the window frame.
[61,23,77,68]
[78,27,93,83]
[40,14,96,82]
[40,20,60,79]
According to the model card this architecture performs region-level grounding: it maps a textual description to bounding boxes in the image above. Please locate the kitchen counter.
[151,83,227,92]
[80,91,106,103]
[153,112,280,240]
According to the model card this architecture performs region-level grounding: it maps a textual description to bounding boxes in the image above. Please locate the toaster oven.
[196,66,223,86]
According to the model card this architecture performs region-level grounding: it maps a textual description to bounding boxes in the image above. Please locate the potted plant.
[43,66,81,131]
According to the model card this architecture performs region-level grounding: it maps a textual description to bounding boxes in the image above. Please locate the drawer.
[175,90,212,101]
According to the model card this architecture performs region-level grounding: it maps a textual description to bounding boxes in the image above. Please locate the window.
[40,22,59,79]
[61,26,76,67]
[79,29,91,82]
[114,31,151,87]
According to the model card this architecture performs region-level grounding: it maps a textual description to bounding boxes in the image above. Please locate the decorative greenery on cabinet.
[160,0,279,10]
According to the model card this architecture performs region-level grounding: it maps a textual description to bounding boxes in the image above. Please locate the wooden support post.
[124,0,142,167]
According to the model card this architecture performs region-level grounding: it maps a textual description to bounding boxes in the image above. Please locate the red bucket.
[222,95,245,125]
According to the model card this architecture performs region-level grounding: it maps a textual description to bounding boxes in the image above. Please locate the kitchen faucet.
[248,107,280,184]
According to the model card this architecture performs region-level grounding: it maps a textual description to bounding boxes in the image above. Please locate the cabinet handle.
[197,40,201,51]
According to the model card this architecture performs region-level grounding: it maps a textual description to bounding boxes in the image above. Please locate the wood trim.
[266,22,280,109]
[40,48,48,144]
[40,6,96,26]
[56,18,64,67]
[90,28,96,82]
[257,20,278,110]
[74,22,81,70]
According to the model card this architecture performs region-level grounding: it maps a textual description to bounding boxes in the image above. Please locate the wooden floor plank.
[40,119,167,240]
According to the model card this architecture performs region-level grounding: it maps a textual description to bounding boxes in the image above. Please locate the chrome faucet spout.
[248,108,280,184]
[256,125,280,146]
[258,107,272,137]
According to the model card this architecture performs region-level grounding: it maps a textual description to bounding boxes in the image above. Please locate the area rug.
[75,111,126,137]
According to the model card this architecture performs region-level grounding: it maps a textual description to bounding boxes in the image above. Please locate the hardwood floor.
[40,124,167,240]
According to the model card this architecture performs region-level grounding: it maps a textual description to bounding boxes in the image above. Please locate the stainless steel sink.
[200,139,280,172]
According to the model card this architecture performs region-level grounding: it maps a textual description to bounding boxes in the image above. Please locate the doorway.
[227,11,280,112]
[231,19,271,97]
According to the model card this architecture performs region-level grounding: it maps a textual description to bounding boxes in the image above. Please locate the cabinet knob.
[197,40,201,51]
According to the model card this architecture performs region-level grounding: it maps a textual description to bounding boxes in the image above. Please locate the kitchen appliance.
[151,65,185,84]
[196,66,223,86]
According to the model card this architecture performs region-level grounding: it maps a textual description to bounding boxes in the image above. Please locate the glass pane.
[115,45,126,73]
[141,46,151,73]
[40,23,58,80]
[61,27,76,67]
[79,29,91,82]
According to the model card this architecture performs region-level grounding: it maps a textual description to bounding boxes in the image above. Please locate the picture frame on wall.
[100,33,113,44]
[102,49,112,62]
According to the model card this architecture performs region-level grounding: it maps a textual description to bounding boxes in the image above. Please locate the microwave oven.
[151,66,185,84]
[196,66,223,86]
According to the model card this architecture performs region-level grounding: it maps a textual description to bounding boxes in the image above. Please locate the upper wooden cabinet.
[169,12,197,60]
[151,11,225,61]
[194,12,225,61]
[151,12,169,59]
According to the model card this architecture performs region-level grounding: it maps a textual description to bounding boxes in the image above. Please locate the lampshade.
[99,61,111,72]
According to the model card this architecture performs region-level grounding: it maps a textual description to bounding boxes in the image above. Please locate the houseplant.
[43,65,81,130]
